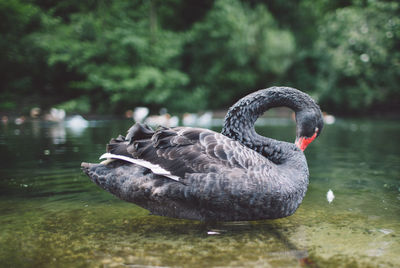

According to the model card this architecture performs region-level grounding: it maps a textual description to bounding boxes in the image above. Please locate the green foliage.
[0,0,41,100]
[33,1,192,112]
[314,1,400,113]
[0,0,398,115]
[0,100,17,110]
[55,96,91,114]
[187,0,295,108]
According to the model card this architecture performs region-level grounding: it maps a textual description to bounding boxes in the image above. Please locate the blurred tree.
[0,0,41,111]
[34,1,193,113]
[0,0,398,115]
[185,0,295,109]
[0,0,96,112]
[314,1,400,114]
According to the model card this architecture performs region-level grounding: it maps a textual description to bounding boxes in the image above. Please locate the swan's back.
[82,87,323,221]
[121,124,268,176]
[82,123,308,221]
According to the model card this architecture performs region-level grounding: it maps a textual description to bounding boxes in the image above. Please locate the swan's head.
[295,109,324,151]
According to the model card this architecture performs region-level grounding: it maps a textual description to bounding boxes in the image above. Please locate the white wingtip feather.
[99,153,181,181]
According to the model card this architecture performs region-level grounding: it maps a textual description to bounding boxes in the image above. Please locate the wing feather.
[122,124,268,178]
[106,123,269,180]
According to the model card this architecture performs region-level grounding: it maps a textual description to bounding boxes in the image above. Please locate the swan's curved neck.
[222,87,314,163]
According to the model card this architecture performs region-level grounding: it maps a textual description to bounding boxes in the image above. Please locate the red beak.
[295,132,317,151]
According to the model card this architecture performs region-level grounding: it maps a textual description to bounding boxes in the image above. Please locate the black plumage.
[81,87,324,221]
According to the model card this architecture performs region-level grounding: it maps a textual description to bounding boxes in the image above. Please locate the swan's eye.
[315,127,319,133]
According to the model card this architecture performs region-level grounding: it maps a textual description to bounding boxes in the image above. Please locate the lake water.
[0,118,399,267]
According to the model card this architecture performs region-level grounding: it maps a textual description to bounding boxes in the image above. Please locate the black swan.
[81,87,323,221]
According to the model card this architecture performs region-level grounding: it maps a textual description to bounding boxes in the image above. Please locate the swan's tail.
[106,135,130,156]
[81,161,158,204]
[95,123,181,181]
[106,123,155,156]
[125,123,155,141]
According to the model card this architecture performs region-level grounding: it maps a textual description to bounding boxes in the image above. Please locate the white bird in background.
[327,189,335,203]
[45,108,66,122]
[182,112,213,127]
[133,107,150,123]
[66,115,89,131]
[168,115,179,127]
[145,113,179,128]
[323,112,336,125]
[197,111,213,127]
[182,113,197,126]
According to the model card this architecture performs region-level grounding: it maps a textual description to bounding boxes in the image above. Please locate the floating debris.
[379,229,393,235]
[327,189,335,203]
[207,229,226,235]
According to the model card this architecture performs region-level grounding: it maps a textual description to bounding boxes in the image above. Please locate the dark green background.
[1,0,399,115]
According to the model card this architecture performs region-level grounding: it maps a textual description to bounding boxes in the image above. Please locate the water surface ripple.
[0,119,399,267]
